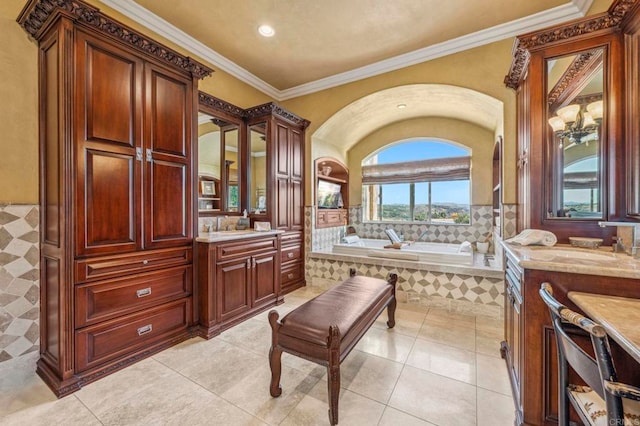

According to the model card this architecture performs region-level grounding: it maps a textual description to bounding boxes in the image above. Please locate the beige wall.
[347,117,495,206]
[0,0,615,205]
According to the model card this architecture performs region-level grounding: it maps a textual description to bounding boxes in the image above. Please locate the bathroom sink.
[209,230,255,235]
[525,248,615,262]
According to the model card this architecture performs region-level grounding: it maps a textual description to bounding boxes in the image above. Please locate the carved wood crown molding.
[548,49,603,108]
[17,0,213,79]
[198,92,244,118]
[504,0,639,89]
[244,103,311,129]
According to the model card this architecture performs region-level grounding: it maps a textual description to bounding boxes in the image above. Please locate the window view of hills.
[380,203,470,224]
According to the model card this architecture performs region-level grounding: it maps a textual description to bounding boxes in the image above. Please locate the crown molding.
[100,0,591,100]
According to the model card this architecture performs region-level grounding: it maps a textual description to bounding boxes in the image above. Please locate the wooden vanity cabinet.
[18,0,212,396]
[197,235,280,338]
[501,250,640,425]
[245,104,309,296]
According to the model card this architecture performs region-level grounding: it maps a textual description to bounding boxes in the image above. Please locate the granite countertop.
[501,242,640,279]
[196,229,284,243]
[568,291,640,364]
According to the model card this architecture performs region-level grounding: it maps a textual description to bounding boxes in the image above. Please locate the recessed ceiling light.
[397,103,407,109]
[258,25,275,37]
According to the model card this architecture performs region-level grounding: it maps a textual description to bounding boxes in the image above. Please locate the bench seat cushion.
[278,276,392,352]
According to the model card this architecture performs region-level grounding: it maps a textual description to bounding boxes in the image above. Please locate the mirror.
[197,112,222,213]
[546,47,605,219]
[197,110,241,214]
[248,123,268,214]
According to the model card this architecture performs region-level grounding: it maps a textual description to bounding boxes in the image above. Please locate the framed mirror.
[198,92,244,215]
[546,47,605,220]
[248,123,268,214]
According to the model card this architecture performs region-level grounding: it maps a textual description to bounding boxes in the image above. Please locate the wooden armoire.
[18,0,212,396]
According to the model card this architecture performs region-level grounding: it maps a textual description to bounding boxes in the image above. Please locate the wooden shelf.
[198,196,221,200]
[318,175,347,184]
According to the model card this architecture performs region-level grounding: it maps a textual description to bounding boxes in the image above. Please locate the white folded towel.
[343,235,360,244]
[505,229,557,246]
[458,241,473,253]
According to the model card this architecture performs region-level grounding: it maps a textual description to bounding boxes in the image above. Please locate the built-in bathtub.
[332,238,474,266]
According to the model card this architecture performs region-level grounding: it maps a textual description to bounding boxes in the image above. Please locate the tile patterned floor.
[0,287,515,425]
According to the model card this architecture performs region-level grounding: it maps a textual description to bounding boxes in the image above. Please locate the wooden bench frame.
[268,269,398,425]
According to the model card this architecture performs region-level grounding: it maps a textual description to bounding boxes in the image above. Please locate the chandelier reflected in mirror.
[548,100,603,146]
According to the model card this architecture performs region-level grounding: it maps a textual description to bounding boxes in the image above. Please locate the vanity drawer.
[75,298,191,372]
[75,265,192,327]
[281,244,302,263]
[216,236,277,261]
[280,231,303,246]
[281,262,303,287]
[75,247,192,283]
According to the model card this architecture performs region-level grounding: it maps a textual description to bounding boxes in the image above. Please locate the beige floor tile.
[417,322,476,351]
[322,349,404,404]
[221,363,319,424]
[424,308,476,328]
[476,315,504,333]
[476,327,504,358]
[389,366,476,426]
[378,406,437,426]
[281,352,327,378]
[476,353,512,396]
[372,306,426,338]
[218,318,273,357]
[477,387,516,426]
[354,326,415,363]
[152,335,216,371]
[405,338,477,385]
[0,352,58,417]
[280,379,385,426]
[0,395,101,426]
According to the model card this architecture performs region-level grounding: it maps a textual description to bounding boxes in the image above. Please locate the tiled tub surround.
[307,252,504,318]
[0,205,39,363]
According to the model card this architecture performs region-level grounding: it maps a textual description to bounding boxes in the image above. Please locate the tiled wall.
[502,204,517,239]
[0,205,39,363]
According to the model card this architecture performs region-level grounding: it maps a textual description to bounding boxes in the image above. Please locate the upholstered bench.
[268,269,398,425]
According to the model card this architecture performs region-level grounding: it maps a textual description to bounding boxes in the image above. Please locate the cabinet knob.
[287,252,294,258]
[137,324,153,336]
[287,273,294,279]
[142,260,149,265]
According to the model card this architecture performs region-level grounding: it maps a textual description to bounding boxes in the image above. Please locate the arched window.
[362,139,471,224]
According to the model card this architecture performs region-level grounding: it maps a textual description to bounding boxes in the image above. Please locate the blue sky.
[371,139,470,205]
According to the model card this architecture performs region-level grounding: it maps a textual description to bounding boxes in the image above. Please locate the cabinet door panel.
[217,258,251,322]
[81,150,138,254]
[290,179,303,230]
[275,177,289,229]
[76,31,142,148]
[275,123,289,176]
[146,160,189,247]
[146,67,191,158]
[290,128,303,179]
[253,252,277,306]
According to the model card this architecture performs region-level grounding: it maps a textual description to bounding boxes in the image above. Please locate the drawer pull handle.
[142,260,149,265]
[136,287,152,298]
[287,273,294,279]
[287,252,294,258]
[137,324,153,336]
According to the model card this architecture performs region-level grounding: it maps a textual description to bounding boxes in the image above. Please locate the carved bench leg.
[268,310,282,397]
[327,325,341,425]
[387,273,398,328]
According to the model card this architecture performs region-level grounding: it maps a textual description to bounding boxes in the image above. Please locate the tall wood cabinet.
[18,0,212,396]
[245,104,309,296]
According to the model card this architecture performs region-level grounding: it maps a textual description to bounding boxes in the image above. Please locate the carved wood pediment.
[17,0,213,79]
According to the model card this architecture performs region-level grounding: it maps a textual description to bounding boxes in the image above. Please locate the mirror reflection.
[197,112,240,213]
[546,47,604,219]
[249,123,267,213]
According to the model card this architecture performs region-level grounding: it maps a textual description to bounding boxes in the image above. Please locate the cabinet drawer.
[75,265,192,327]
[216,237,277,261]
[280,231,303,246]
[75,247,192,283]
[281,245,302,263]
[75,298,191,372]
[281,262,303,287]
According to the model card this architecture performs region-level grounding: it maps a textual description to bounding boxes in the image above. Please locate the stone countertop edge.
[196,229,284,243]
[500,241,640,279]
